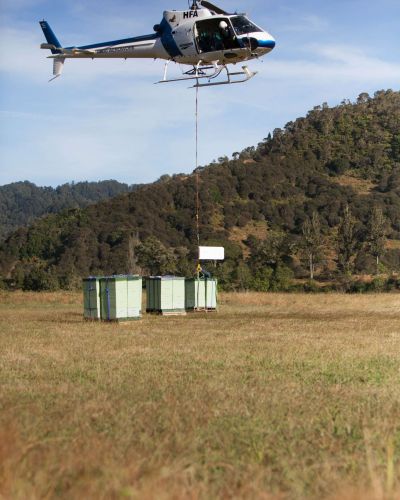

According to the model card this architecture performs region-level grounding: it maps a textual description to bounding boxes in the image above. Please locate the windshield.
[230,16,263,35]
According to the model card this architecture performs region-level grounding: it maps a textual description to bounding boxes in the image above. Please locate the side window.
[195,22,213,53]
[195,19,239,53]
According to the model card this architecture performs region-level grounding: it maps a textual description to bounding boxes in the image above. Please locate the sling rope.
[195,83,200,249]
[195,83,208,312]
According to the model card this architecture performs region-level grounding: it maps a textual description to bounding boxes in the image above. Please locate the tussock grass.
[0,292,399,499]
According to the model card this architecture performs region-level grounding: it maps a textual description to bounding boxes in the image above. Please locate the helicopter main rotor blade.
[199,0,230,15]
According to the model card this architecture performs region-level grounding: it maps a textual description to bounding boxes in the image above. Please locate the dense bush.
[1,90,400,291]
[0,180,141,242]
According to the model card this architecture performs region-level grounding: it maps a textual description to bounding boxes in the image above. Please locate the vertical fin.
[39,20,62,54]
[49,57,65,82]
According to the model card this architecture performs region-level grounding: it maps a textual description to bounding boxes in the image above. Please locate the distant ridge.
[0,180,142,241]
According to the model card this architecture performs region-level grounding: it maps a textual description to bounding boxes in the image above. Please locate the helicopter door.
[194,18,240,56]
[173,24,198,59]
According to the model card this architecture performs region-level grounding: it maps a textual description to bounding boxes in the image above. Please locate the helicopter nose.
[257,36,276,50]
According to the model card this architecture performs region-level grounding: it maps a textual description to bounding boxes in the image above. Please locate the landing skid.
[193,65,257,88]
[156,60,257,88]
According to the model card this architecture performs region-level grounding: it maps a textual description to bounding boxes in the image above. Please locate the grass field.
[1,291,399,499]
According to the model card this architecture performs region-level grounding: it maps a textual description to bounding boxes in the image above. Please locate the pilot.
[218,20,235,49]
[219,20,230,39]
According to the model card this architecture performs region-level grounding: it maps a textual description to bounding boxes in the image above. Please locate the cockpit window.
[230,16,262,35]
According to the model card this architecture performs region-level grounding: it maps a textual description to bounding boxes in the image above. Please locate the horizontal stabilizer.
[41,43,58,51]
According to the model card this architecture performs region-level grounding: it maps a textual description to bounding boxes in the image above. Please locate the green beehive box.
[83,277,102,320]
[185,278,218,311]
[99,275,142,321]
[146,276,186,315]
[145,277,155,312]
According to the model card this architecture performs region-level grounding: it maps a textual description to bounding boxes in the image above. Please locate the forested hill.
[1,89,400,291]
[0,180,142,241]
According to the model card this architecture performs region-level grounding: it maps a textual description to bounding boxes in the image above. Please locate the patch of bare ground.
[229,221,269,256]
[386,239,400,250]
[0,292,399,499]
[331,175,376,195]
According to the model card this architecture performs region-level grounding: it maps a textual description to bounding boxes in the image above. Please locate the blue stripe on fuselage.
[159,18,182,58]
[66,33,159,51]
[257,39,276,49]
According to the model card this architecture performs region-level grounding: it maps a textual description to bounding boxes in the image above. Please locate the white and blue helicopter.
[40,0,275,87]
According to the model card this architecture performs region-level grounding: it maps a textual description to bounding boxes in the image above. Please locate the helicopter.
[40,0,276,87]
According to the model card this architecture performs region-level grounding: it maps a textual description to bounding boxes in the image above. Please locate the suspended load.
[185,278,218,311]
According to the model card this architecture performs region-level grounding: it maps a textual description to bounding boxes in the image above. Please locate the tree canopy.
[0,180,142,242]
[1,90,400,291]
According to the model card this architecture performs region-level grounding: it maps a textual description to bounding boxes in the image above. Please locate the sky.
[0,0,399,187]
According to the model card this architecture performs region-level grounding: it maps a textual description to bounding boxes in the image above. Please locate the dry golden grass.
[386,240,400,251]
[332,175,376,195]
[229,221,269,258]
[1,291,400,499]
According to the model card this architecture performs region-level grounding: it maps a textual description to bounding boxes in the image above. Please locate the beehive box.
[83,277,102,320]
[185,278,218,311]
[146,276,186,315]
[99,275,142,321]
[145,277,156,313]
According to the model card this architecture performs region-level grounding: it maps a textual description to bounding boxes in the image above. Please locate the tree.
[174,246,193,276]
[337,205,358,276]
[269,264,294,292]
[357,92,371,104]
[135,237,177,276]
[302,211,323,280]
[127,231,141,275]
[247,233,289,271]
[251,267,273,292]
[367,207,387,274]
[233,262,253,291]
[327,158,350,176]
[21,259,59,291]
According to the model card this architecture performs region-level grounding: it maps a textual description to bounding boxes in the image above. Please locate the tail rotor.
[39,20,65,82]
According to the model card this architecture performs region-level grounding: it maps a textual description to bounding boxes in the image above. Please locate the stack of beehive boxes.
[83,275,142,322]
[83,275,218,321]
[185,278,218,311]
[145,276,186,315]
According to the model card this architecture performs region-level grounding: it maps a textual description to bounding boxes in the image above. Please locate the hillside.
[1,89,399,291]
[0,180,142,241]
